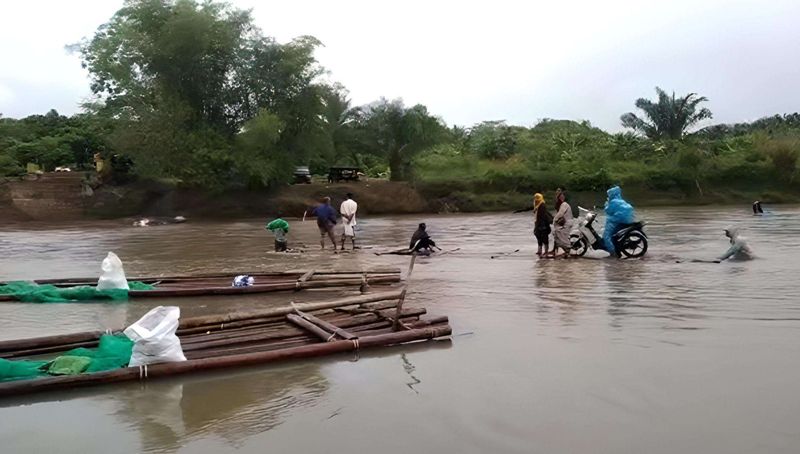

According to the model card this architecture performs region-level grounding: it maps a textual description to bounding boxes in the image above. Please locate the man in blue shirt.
[311,197,338,250]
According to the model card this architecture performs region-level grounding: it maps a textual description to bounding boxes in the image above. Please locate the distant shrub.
[567,168,613,191]
[0,154,24,177]
[759,138,799,182]
[643,168,692,191]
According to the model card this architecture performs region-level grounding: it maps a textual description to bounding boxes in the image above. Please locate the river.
[1,206,799,453]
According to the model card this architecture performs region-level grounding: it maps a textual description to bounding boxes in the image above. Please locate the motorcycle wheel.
[571,237,589,257]
[620,231,648,258]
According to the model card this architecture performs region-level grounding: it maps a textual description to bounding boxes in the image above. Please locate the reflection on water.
[2,206,800,453]
[113,363,328,454]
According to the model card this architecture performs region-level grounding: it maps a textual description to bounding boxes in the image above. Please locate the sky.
[1,0,799,131]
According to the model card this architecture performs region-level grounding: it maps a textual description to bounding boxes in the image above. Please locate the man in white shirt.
[340,193,358,250]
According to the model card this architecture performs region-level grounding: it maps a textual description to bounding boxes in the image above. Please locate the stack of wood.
[0,267,402,301]
[0,290,450,397]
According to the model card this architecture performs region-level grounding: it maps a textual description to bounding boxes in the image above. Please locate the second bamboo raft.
[0,290,451,397]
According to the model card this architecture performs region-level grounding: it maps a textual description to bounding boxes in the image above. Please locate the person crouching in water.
[410,223,437,254]
[533,193,552,256]
[718,226,754,261]
[551,191,574,257]
[266,216,290,252]
[311,197,338,250]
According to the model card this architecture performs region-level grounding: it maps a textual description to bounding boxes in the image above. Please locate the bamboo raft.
[0,290,451,397]
[0,267,402,301]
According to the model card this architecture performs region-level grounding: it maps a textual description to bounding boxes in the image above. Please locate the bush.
[642,167,692,191]
[759,138,799,182]
[567,168,613,191]
[0,154,24,176]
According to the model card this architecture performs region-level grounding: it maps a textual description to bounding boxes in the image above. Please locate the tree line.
[1,0,798,198]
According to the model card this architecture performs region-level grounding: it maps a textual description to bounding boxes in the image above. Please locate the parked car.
[54,166,72,172]
[328,166,362,183]
[293,166,312,184]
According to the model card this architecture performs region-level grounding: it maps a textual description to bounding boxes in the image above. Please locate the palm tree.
[621,87,712,140]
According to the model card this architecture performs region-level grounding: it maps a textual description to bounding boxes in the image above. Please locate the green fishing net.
[0,281,155,303]
[0,334,134,382]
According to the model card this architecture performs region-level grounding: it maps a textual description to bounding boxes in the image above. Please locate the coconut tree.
[620,87,712,140]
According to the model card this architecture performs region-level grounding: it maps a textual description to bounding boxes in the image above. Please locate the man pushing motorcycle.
[569,185,648,258]
[603,186,636,254]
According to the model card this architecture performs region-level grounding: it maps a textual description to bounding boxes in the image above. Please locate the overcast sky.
[1,0,798,131]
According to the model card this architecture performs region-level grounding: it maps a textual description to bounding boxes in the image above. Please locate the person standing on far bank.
[340,193,358,250]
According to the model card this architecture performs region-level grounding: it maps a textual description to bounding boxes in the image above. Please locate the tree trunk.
[389,144,410,181]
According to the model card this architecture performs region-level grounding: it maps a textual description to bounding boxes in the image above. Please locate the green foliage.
[758,138,799,182]
[0,110,112,171]
[467,121,517,159]
[621,87,713,140]
[357,99,448,181]
[234,110,291,188]
[0,154,24,177]
[75,0,324,189]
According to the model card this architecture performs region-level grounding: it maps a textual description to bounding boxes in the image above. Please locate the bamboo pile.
[12,267,401,286]
[0,267,403,301]
[0,290,450,397]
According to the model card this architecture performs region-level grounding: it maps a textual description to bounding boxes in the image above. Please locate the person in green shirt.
[266,217,290,252]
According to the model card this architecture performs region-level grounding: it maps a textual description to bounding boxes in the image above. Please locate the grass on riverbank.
[410,135,800,211]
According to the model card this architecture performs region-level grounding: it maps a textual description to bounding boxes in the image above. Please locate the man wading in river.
[340,193,358,250]
[311,197,338,250]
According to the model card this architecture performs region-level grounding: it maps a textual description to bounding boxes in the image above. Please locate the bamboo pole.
[0,331,106,354]
[129,275,400,298]
[0,291,402,354]
[286,314,334,341]
[179,290,402,328]
[15,267,401,286]
[180,309,426,350]
[187,315,435,360]
[293,308,356,340]
[0,325,451,397]
[181,318,436,360]
[393,253,417,331]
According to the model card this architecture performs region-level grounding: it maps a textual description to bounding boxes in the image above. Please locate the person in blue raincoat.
[603,186,635,253]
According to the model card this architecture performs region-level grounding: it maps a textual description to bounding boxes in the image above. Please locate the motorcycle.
[569,207,648,258]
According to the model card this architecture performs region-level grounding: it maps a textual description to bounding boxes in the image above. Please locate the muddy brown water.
[1,206,800,453]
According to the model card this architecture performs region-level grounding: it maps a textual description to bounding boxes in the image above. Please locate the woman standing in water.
[551,191,574,257]
[533,193,552,256]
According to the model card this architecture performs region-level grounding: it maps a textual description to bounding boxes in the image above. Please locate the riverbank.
[2,176,799,222]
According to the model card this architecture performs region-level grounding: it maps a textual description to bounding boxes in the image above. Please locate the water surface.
[1,206,799,453]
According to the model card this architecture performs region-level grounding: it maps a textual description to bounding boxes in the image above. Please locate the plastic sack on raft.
[603,186,635,253]
[124,306,186,367]
[232,275,254,287]
[97,252,129,291]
